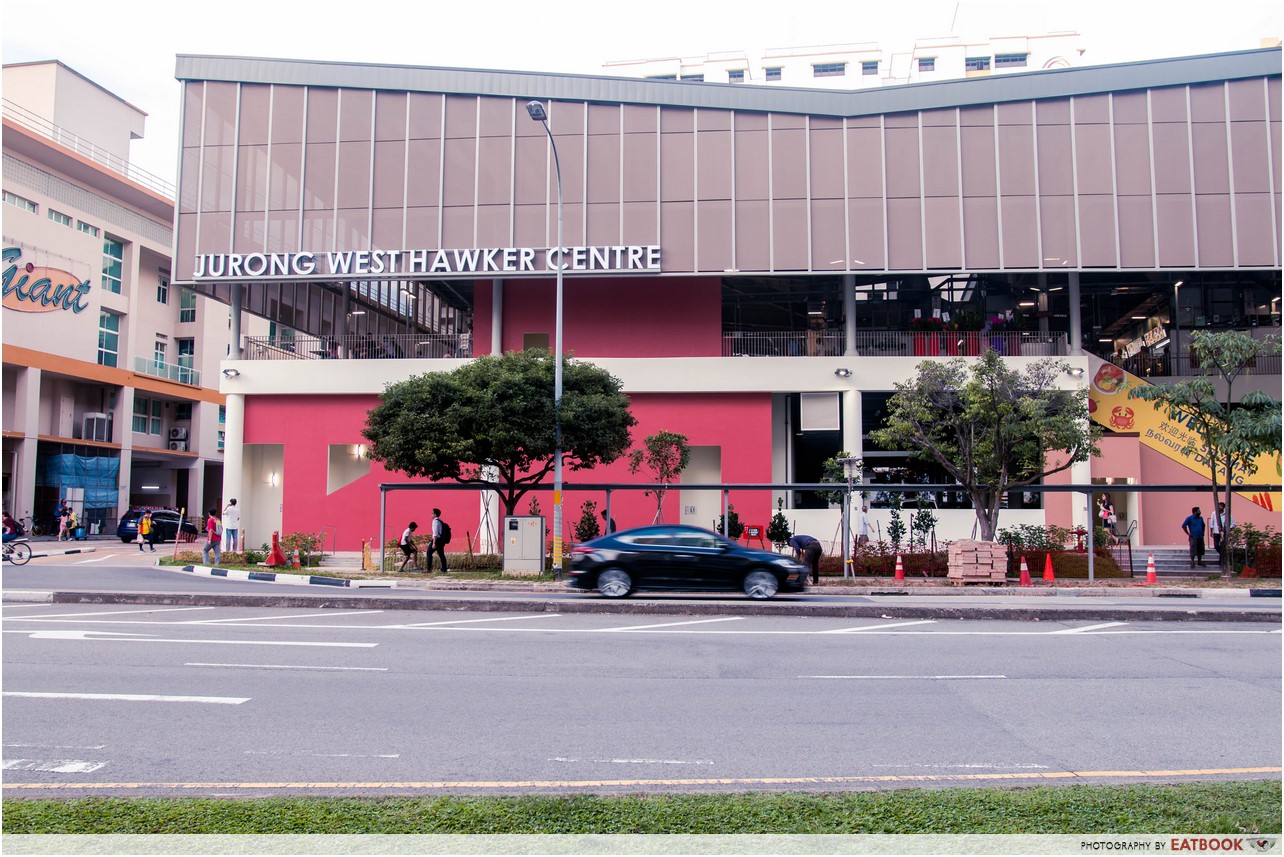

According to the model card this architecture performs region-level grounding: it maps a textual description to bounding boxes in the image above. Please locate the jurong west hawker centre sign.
[191,245,662,282]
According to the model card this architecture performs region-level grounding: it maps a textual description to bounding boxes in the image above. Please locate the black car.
[117,509,200,544]
[568,524,808,599]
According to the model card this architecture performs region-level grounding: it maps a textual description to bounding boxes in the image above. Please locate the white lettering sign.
[192,246,661,281]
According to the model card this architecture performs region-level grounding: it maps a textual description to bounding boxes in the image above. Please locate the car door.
[624,530,684,588]
[662,530,737,590]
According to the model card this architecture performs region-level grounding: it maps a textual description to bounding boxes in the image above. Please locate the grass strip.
[4,781,1280,835]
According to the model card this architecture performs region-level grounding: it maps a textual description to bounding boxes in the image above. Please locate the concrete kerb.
[174,563,396,589]
[27,546,96,559]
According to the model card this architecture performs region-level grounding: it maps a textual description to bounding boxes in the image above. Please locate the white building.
[603,32,1084,89]
[1,60,265,535]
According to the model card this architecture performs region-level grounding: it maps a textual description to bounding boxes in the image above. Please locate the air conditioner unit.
[168,441,188,452]
[169,427,188,441]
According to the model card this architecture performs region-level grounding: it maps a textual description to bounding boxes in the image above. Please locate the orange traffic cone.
[1145,553,1157,585]
[1018,556,1032,587]
[1042,553,1056,582]
[291,548,301,569]
[893,554,905,581]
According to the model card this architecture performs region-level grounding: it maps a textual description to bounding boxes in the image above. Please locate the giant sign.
[1088,357,1280,511]
[2,247,91,314]
[193,245,662,281]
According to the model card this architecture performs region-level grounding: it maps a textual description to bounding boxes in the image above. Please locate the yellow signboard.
[1086,357,1280,512]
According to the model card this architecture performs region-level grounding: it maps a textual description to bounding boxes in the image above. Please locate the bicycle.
[3,538,32,565]
[19,514,43,537]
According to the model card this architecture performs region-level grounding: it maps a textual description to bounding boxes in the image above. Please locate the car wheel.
[743,570,779,599]
[120,537,132,544]
[597,568,632,598]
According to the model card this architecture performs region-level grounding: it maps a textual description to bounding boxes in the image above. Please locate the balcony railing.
[1108,351,1281,378]
[3,99,176,199]
[723,330,1069,357]
[241,334,472,360]
[134,357,200,387]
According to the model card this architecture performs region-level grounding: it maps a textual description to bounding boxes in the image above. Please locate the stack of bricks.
[947,540,1009,584]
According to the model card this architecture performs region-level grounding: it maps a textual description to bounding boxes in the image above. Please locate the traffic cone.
[1042,553,1056,582]
[893,554,904,581]
[291,548,301,569]
[1018,556,1032,587]
[1145,553,1157,585]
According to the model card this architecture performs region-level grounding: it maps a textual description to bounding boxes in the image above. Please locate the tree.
[573,500,602,544]
[766,497,793,551]
[1129,330,1281,569]
[626,430,691,524]
[362,351,637,516]
[870,351,1101,542]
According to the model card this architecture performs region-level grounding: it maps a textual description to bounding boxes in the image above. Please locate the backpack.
[438,520,451,545]
[213,518,223,537]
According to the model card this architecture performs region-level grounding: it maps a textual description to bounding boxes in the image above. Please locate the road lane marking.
[2,759,107,773]
[190,611,383,624]
[399,614,561,628]
[602,617,745,632]
[800,675,1008,680]
[244,750,400,758]
[1052,622,1130,634]
[73,555,117,564]
[824,620,937,632]
[550,757,715,766]
[5,744,107,750]
[186,663,387,672]
[871,763,1050,769]
[6,766,1278,791]
[5,607,215,620]
[14,630,375,647]
[4,691,249,704]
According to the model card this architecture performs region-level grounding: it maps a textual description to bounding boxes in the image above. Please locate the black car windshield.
[616,527,734,550]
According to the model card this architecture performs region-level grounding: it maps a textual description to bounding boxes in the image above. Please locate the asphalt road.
[2,601,1279,798]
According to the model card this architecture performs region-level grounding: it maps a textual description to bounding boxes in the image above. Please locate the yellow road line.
[4,767,1279,791]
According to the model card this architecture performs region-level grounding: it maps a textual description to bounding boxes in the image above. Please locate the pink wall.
[473,275,722,357]
[242,391,773,549]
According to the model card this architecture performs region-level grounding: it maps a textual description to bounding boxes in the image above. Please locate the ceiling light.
[1131,315,1147,320]
[1018,301,1036,307]
[141,484,160,490]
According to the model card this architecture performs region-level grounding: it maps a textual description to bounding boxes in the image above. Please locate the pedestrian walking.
[428,508,449,574]
[855,505,871,546]
[57,502,71,542]
[222,499,241,553]
[788,533,823,585]
[201,508,223,567]
[138,511,157,552]
[398,521,419,572]
[600,510,617,533]
[1181,507,1206,567]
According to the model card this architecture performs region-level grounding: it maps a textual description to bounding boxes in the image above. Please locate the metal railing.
[241,333,472,361]
[1109,351,1281,378]
[723,330,1069,357]
[133,357,201,387]
[3,99,176,199]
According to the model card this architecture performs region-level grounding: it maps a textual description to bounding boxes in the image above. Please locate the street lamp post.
[526,100,565,580]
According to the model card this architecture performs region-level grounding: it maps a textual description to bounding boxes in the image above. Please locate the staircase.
[1136,546,1229,579]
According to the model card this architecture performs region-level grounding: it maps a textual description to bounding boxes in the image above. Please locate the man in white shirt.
[1209,501,1233,560]
[222,499,241,552]
[398,521,419,572]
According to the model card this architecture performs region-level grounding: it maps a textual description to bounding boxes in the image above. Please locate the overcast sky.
[3,0,1280,183]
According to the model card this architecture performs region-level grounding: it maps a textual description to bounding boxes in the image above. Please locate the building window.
[765,66,782,81]
[48,209,72,227]
[77,220,99,237]
[861,61,879,76]
[813,62,847,78]
[157,272,170,305]
[994,52,1028,68]
[728,69,745,83]
[133,397,162,436]
[219,405,226,425]
[154,339,167,373]
[918,57,936,72]
[645,74,676,80]
[217,430,225,453]
[965,56,991,72]
[101,238,123,294]
[174,403,193,421]
[3,190,37,213]
[97,310,120,367]
[179,290,196,323]
[679,74,704,82]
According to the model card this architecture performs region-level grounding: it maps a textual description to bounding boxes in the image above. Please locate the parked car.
[117,509,199,544]
[568,524,807,599]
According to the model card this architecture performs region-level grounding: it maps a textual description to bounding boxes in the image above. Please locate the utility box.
[502,515,545,575]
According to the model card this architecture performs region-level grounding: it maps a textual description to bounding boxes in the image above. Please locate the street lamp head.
[525,101,548,122]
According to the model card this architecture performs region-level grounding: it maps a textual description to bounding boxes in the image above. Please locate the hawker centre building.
[173,49,1283,554]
